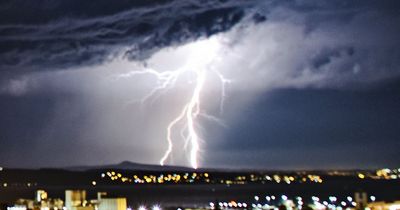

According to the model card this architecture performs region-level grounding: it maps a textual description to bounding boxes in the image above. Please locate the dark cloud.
[0,0,252,74]
[204,79,400,169]
[1,0,400,80]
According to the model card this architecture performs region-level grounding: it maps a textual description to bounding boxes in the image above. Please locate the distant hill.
[64,161,366,173]
[65,161,197,172]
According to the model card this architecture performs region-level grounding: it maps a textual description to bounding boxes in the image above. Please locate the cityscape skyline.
[1,1,400,210]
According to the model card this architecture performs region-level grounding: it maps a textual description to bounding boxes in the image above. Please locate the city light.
[329,196,337,202]
[312,196,320,202]
[370,196,376,202]
[281,195,288,201]
[347,196,353,202]
[266,196,271,201]
[7,207,27,210]
[1,168,399,210]
[389,204,400,210]
[152,205,161,210]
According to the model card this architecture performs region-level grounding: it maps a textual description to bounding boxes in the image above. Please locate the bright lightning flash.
[118,37,230,169]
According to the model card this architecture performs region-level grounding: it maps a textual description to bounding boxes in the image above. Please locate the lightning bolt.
[117,38,230,169]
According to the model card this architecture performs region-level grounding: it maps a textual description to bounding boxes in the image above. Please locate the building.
[65,190,93,210]
[10,190,63,210]
[35,190,48,203]
[3,189,126,210]
[98,198,127,210]
[65,190,127,210]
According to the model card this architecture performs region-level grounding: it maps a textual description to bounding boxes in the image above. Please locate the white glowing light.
[370,196,376,202]
[312,196,320,202]
[281,195,288,201]
[314,202,325,210]
[7,207,27,210]
[138,206,147,210]
[389,204,400,210]
[346,196,352,202]
[152,205,161,210]
[329,196,337,202]
[118,37,229,169]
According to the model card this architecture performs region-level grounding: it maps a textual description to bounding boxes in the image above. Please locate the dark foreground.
[0,166,399,208]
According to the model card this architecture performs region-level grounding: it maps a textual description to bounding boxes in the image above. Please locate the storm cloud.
[0,0,399,169]
[0,0,249,74]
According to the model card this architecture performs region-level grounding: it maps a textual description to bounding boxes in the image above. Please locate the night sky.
[0,0,400,169]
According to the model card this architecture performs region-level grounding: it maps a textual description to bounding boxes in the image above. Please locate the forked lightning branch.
[117,38,231,169]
